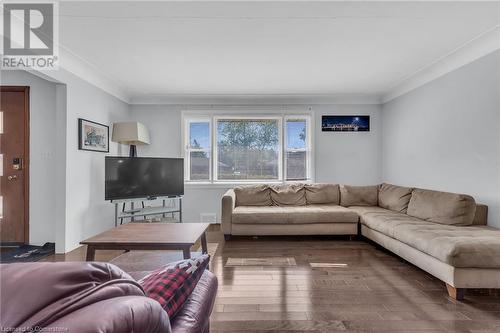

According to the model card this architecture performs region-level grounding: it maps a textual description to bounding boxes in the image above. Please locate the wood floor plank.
[211,311,309,321]
[210,319,347,331]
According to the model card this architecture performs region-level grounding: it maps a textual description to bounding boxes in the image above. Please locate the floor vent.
[310,263,348,268]
[200,213,217,223]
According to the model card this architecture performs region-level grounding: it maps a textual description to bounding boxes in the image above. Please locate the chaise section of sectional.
[356,184,500,300]
[361,223,500,300]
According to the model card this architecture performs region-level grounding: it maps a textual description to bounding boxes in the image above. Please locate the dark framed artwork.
[78,118,109,152]
[322,115,370,132]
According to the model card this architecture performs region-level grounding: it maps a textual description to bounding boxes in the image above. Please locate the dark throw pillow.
[139,254,210,318]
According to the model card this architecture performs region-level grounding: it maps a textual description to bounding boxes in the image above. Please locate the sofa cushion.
[270,184,306,206]
[407,188,476,226]
[340,185,378,207]
[305,184,340,205]
[348,205,424,237]
[234,185,272,206]
[232,205,358,224]
[361,210,430,238]
[348,205,396,217]
[378,183,413,213]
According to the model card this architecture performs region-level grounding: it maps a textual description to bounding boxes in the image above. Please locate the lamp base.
[129,145,137,157]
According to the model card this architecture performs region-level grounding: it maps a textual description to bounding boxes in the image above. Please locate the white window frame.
[284,115,312,182]
[183,112,312,184]
[183,116,212,182]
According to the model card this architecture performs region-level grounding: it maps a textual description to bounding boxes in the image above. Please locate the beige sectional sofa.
[221,183,500,300]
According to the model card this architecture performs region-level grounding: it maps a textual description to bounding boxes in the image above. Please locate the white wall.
[1,71,60,246]
[54,85,67,253]
[61,70,131,252]
[130,103,382,223]
[2,70,131,252]
[382,50,500,228]
[313,104,382,185]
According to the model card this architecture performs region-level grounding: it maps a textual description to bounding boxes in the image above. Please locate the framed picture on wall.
[322,115,370,132]
[78,118,109,152]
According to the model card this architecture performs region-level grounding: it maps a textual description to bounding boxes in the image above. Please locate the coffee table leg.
[86,245,96,261]
[183,248,191,259]
[201,232,209,270]
[201,232,208,255]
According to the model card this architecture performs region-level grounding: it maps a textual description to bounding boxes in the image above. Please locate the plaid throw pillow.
[139,254,210,318]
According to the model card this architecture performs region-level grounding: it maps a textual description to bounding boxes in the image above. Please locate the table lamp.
[111,122,150,157]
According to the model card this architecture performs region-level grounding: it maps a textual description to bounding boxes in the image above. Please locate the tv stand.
[111,196,182,227]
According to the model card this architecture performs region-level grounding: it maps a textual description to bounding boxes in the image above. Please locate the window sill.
[184,180,313,190]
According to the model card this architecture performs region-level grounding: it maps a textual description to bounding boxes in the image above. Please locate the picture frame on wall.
[78,118,109,152]
[322,115,370,132]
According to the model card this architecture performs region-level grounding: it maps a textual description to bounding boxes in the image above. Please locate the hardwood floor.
[44,226,500,333]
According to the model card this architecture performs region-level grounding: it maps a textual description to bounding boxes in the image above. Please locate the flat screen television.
[105,157,184,200]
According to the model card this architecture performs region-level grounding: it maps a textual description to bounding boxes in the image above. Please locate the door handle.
[7,175,18,181]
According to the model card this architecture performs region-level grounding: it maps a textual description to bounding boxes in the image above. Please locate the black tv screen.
[105,157,184,200]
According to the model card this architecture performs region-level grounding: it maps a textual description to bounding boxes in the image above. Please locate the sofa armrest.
[0,262,140,329]
[46,296,171,333]
[221,189,236,235]
[472,204,488,225]
[171,270,218,333]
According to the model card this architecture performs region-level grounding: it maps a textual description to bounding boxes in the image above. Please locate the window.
[185,119,211,181]
[285,118,308,181]
[217,118,281,181]
[184,114,311,183]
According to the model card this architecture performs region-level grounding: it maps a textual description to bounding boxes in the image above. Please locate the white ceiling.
[57,1,500,101]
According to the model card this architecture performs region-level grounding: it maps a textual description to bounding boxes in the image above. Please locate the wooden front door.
[0,87,29,244]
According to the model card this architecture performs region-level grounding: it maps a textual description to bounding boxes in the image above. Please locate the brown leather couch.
[0,255,217,333]
[110,251,217,333]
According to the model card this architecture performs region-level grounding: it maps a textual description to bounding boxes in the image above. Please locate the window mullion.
[212,116,217,183]
[184,120,190,181]
[282,117,286,182]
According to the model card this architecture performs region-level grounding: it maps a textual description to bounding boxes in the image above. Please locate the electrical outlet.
[200,213,217,223]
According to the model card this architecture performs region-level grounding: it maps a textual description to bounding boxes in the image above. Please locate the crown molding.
[0,18,130,103]
[129,93,382,105]
[382,26,500,104]
[56,46,130,103]
[31,46,130,103]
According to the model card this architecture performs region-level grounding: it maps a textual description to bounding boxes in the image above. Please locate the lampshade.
[112,122,150,145]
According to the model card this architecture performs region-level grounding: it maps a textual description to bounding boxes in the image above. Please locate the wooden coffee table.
[80,223,209,261]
